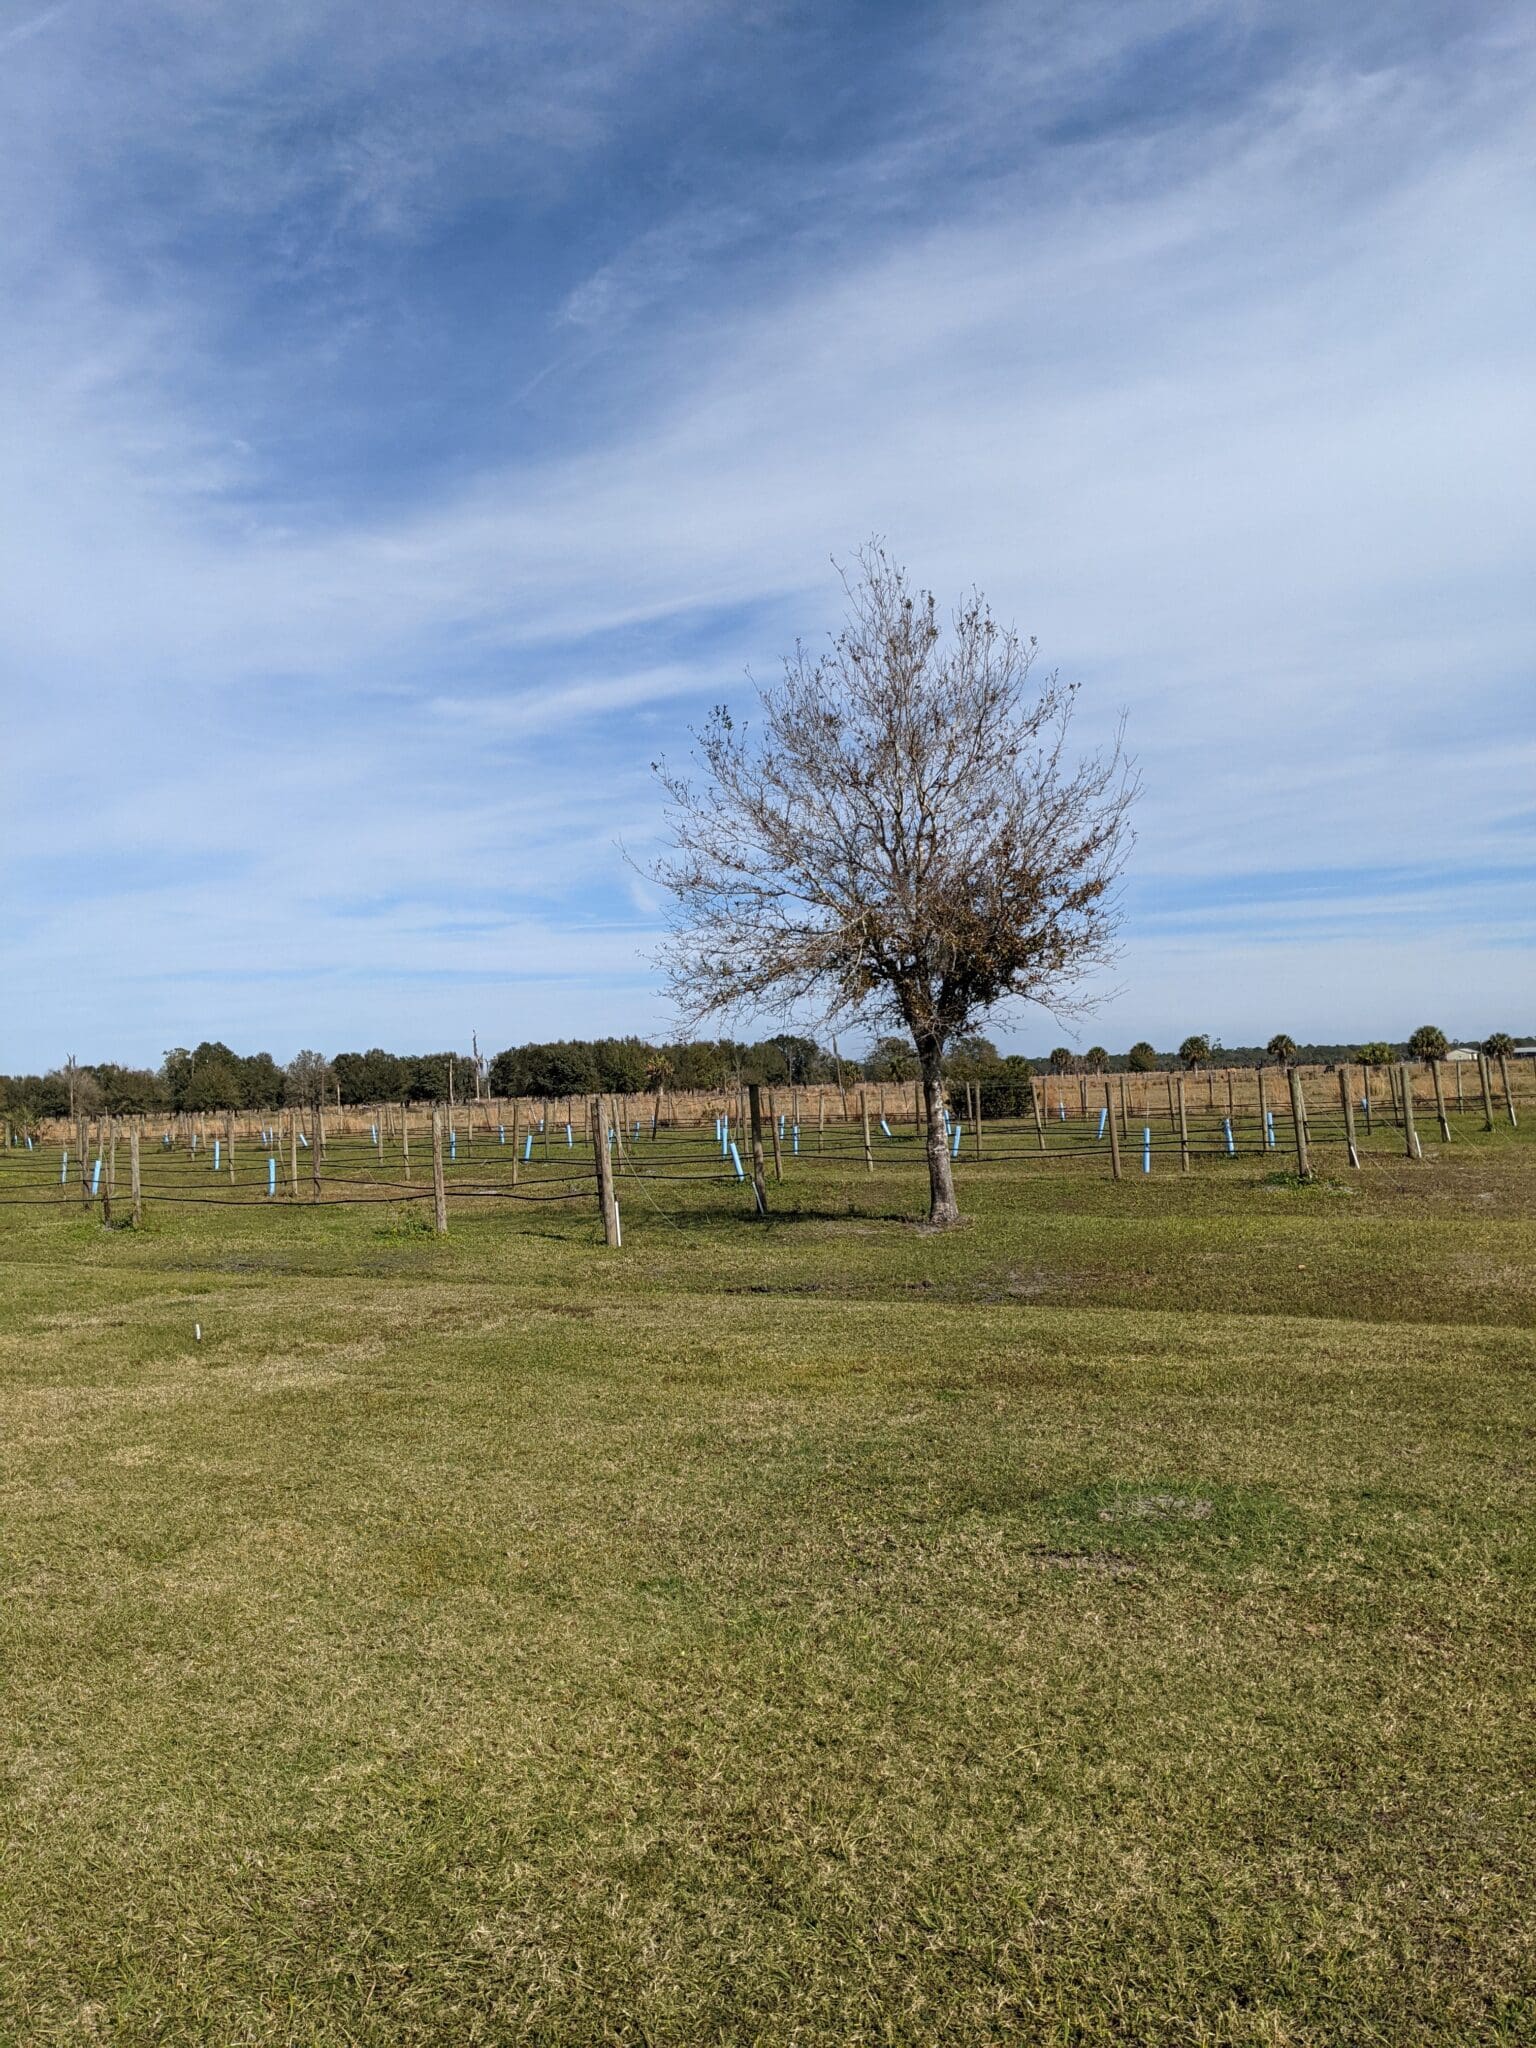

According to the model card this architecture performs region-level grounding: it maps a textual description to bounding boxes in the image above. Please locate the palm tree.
[1084,1046,1108,1073]
[1266,1033,1297,1066]
[1482,1032,1515,1058]
[1407,1025,1448,1062]
[866,1036,917,1084]
[1126,1041,1158,1073]
[1178,1034,1211,1071]
[1049,1046,1073,1073]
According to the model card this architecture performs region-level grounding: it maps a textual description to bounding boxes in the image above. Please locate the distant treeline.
[3,1026,1524,1124]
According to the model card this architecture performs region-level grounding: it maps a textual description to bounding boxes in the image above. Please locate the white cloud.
[2,3,1533,1063]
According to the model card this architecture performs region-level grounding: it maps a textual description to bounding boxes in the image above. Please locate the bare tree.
[652,546,1136,1225]
[284,1049,332,1109]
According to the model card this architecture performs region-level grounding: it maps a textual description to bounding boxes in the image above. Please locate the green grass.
[1,1130,1533,2044]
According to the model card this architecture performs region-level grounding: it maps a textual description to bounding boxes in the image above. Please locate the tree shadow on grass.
[608,1195,925,1233]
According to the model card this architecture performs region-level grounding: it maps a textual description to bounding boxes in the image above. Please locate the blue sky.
[2,0,1532,1068]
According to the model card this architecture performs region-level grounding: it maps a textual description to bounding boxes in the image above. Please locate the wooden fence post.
[311,1109,323,1199]
[1175,1075,1190,1173]
[747,1084,769,1215]
[1430,1061,1451,1144]
[1255,1065,1268,1153]
[1338,1068,1360,1170]
[1399,1064,1421,1160]
[130,1120,142,1225]
[768,1088,783,1182]
[288,1108,298,1198]
[1499,1055,1519,1127]
[1288,1067,1311,1181]
[1031,1078,1047,1152]
[402,1102,411,1180]
[1477,1053,1495,1132]
[431,1105,448,1234]
[1362,1066,1373,1134]
[101,1116,114,1224]
[591,1094,619,1245]
[510,1096,520,1186]
[1106,1082,1123,1182]
[860,1091,874,1174]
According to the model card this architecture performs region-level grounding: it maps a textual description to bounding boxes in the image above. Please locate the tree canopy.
[10,1028,1524,1128]
[653,546,1135,1224]
[1356,1042,1397,1068]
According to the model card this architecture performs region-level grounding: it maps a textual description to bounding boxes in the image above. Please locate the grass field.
[1,1125,1533,2044]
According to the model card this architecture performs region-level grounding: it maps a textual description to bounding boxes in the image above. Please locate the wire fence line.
[4,1053,1526,1158]
[1,1060,1524,1234]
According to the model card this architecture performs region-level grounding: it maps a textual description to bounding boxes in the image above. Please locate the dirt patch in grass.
[1026,1547,1140,1577]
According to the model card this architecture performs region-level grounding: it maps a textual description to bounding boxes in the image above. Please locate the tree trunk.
[920,1052,960,1227]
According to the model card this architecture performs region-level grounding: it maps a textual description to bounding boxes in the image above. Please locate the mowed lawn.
[1,1135,1533,2044]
